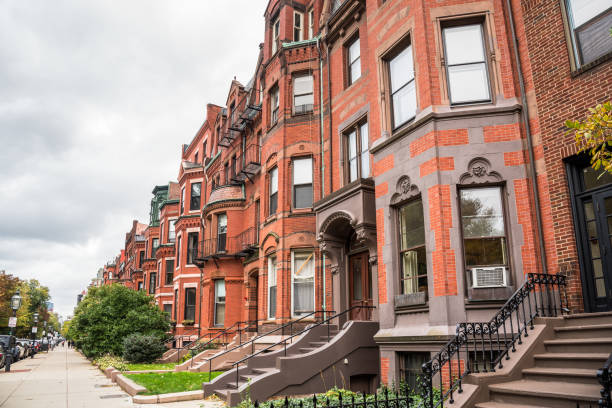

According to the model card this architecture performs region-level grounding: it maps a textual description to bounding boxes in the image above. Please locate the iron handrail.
[420,273,568,408]
[232,304,375,388]
[205,311,326,378]
[598,352,612,408]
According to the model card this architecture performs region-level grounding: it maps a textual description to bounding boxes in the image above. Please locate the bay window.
[442,23,490,104]
[184,288,196,321]
[387,40,416,129]
[292,251,315,316]
[293,157,313,208]
[187,232,198,264]
[214,280,226,326]
[180,187,185,214]
[149,272,156,294]
[190,182,201,211]
[271,86,280,124]
[294,11,303,41]
[398,198,427,295]
[345,121,370,183]
[217,214,227,252]
[269,167,278,215]
[272,17,280,54]
[293,75,314,114]
[168,220,176,242]
[165,259,174,285]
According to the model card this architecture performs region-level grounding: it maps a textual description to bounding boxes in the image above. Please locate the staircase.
[203,319,379,406]
[473,311,612,408]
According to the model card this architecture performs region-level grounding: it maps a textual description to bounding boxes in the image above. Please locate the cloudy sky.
[0,1,264,318]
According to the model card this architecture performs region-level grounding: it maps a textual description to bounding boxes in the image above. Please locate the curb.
[132,390,204,404]
[115,373,147,396]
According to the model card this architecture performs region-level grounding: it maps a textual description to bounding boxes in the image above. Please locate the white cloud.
[0,0,265,317]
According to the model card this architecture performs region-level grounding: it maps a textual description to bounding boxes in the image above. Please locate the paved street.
[0,346,223,408]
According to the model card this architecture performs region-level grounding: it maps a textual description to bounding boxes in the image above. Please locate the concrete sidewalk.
[0,346,224,408]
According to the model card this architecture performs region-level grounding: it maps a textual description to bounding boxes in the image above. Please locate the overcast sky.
[0,1,264,319]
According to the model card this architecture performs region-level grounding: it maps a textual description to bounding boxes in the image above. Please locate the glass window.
[268,256,277,318]
[272,18,280,54]
[139,251,144,268]
[292,251,315,316]
[152,238,159,257]
[163,304,172,319]
[184,288,196,321]
[214,280,226,326]
[269,167,278,215]
[293,157,313,208]
[271,87,280,124]
[190,182,201,211]
[308,8,314,39]
[443,24,490,104]
[566,0,611,66]
[168,220,176,242]
[398,198,427,295]
[149,272,156,294]
[180,187,185,214]
[348,37,361,85]
[293,75,314,114]
[176,236,181,266]
[187,232,198,264]
[217,214,227,253]
[399,352,430,392]
[388,43,416,128]
[173,289,178,320]
[460,187,508,268]
[294,11,303,41]
[165,259,174,285]
[345,121,370,183]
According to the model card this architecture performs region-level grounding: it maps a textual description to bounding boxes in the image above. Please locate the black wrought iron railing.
[599,352,612,408]
[420,273,568,408]
[197,230,258,260]
[232,304,375,389]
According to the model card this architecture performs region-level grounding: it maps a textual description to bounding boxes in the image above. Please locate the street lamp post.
[5,289,22,372]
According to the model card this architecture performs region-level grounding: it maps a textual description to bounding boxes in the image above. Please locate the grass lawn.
[124,362,178,371]
[124,371,224,395]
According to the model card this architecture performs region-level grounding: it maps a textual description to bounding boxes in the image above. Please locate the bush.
[122,333,167,363]
[94,354,129,371]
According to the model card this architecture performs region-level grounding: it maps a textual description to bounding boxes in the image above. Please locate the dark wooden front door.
[349,252,372,319]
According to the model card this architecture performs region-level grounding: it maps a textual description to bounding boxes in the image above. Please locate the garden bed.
[124,371,224,395]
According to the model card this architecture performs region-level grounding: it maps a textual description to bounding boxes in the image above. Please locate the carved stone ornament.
[390,175,420,205]
[460,158,503,184]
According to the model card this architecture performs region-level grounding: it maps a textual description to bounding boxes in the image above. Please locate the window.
[190,182,201,211]
[152,238,159,257]
[194,152,199,163]
[345,122,370,182]
[398,198,427,295]
[139,251,144,268]
[217,214,227,252]
[230,102,236,125]
[203,141,207,160]
[149,272,156,294]
[442,23,490,104]
[163,304,172,319]
[268,256,277,318]
[347,37,361,85]
[165,259,174,285]
[138,281,143,291]
[293,75,314,114]
[308,8,314,39]
[272,17,280,54]
[184,288,196,321]
[255,200,260,242]
[292,251,315,316]
[168,220,176,242]
[293,157,313,208]
[187,232,198,264]
[173,289,178,320]
[180,187,185,214]
[270,86,280,124]
[387,41,416,128]
[399,352,430,392]
[565,0,612,67]
[214,280,226,326]
[269,167,278,215]
[231,155,237,179]
[294,11,303,41]
[459,187,509,278]
[224,163,230,185]
[176,236,181,266]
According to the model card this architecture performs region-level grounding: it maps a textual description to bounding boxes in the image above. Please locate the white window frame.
[267,256,277,319]
[214,280,226,326]
[294,11,303,42]
[271,86,280,124]
[308,8,314,39]
[272,17,280,54]
[292,157,313,208]
[293,75,314,114]
[291,250,316,317]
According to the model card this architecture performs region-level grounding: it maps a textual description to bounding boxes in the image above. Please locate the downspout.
[505,0,548,275]
[326,38,333,193]
[317,36,327,318]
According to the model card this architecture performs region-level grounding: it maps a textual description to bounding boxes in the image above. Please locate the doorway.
[348,251,372,319]
[568,161,612,312]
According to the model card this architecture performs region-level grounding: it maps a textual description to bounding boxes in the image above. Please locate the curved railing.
[420,273,568,408]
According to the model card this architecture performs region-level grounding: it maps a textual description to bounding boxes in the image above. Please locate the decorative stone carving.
[390,175,420,205]
[460,158,503,184]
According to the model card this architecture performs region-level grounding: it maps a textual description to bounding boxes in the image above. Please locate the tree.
[15,279,51,338]
[68,284,170,358]
[566,102,612,175]
[0,272,21,332]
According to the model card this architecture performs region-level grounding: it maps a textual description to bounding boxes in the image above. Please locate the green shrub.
[122,333,166,363]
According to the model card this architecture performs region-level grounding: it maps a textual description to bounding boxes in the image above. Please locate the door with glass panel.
[349,251,372,320]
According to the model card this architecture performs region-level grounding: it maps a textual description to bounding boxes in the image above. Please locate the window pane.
[268,257,277,286]
[582,164,612,190]
[218,214,227,233]
[349,158,358,182]
[350,60,361,83]
[401,245,427,294]
[448,63,490,103]
[215,280,226,299]
[293,252,314,315]
[295,94,314,106]
[389,45,414,93]
[295,184,313,208]
[399,199,425,250]
[392,80,417,128]
[460,187,505,238]
[294,76,313,95]
[348,131,357,159]
[360,124,368,153]
[361,153,370,178]
[270,192,278,215]
[443,24,485,65]
[569,0,610,26]
[270,168,278,194]
[294,158,313,184]
[349,38,360,64]
[464,237,506,266]
[294,252,315,279]
[191,183,201,196]
[575,9,612,65]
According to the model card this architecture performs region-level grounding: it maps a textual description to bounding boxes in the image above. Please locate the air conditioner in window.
[472,267,507,288]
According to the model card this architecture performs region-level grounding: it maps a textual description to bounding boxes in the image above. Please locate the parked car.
[0,335,17,370]
[17,339,31,358]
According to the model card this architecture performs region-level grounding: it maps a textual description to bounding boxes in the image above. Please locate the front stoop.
[458,311,612,408]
